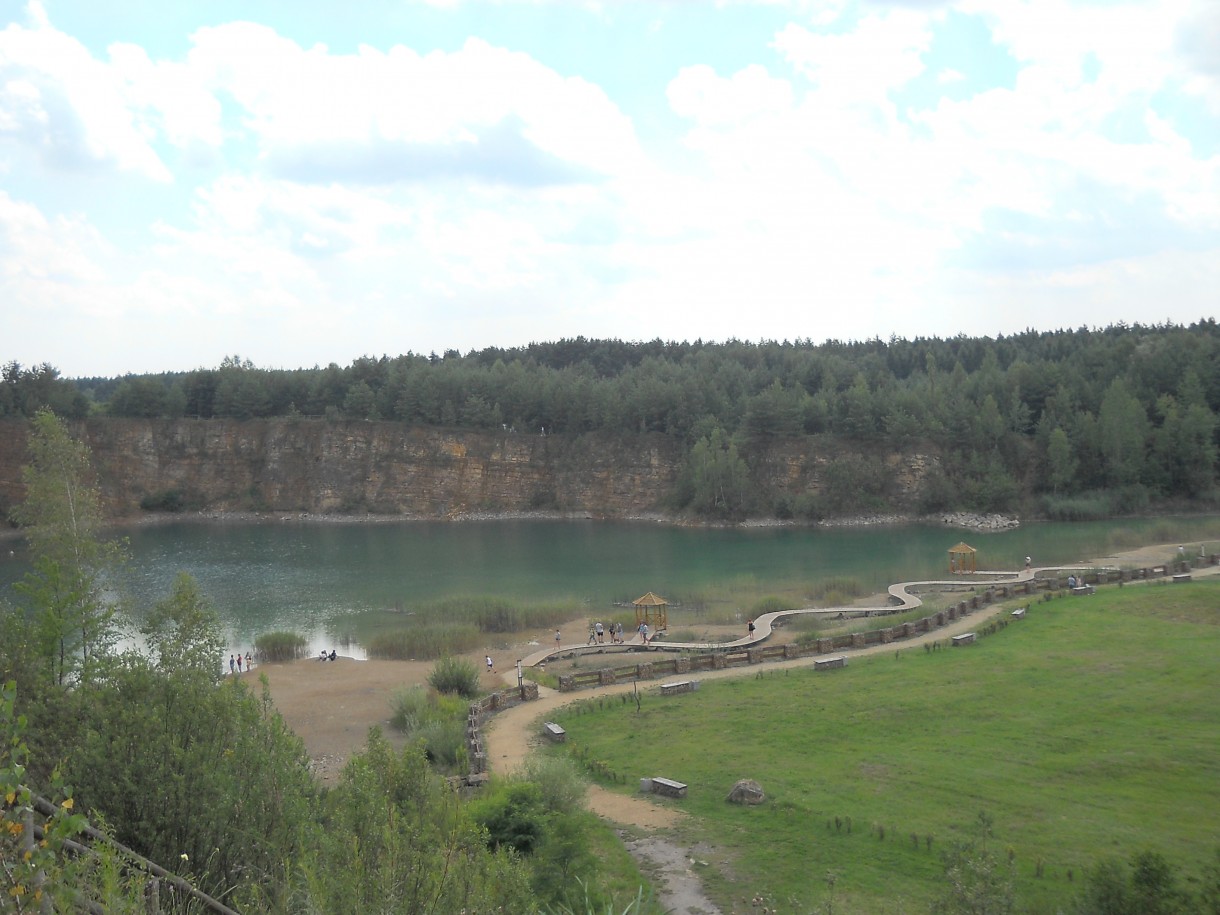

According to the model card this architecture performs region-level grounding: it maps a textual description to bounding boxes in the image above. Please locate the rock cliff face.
[0,419,940,521]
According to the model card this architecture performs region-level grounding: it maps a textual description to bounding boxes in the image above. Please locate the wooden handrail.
[23,788,241,915]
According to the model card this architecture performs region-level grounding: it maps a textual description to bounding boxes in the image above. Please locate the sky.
[1,0,1218,378]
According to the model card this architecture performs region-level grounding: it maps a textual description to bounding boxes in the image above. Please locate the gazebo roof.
[948,542,976,554]
[633,591,668,607]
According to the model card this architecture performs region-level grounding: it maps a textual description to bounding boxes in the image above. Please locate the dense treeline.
[4,321,1219,518]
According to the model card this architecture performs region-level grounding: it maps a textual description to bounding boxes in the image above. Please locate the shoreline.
[2,507,1023,538]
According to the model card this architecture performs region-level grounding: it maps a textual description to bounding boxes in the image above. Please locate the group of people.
[317,649,338,662]
[228,652,252,675]
[585,620,626,644]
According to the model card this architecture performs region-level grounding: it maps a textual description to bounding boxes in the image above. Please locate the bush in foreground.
[428,655,481,699]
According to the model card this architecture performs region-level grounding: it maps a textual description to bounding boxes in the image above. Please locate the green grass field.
[550,581,1220,913]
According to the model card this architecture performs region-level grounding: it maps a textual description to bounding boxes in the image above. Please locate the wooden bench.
[952,633,976,646]
[814,656,847,670]
[651,777,688,798]
[543,722,566,742]
[1010,608,1026,619]
[660,680,698,695]
[1071,585,1095,595]
[1172,573,1192,583]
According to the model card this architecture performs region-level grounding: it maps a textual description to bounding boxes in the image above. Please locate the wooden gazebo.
[632,592,668,632]
[948,542,977,575]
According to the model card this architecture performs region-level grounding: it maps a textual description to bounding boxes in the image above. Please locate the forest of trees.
[3,321,1218,520]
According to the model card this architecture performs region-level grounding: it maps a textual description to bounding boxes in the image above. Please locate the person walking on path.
[747,618,756,638]
[595,621,604,644]
[486,655,495,674]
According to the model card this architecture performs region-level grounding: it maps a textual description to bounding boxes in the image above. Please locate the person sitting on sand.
[328,649,337,661]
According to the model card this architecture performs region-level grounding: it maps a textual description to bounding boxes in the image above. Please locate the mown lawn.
[550,581,1220,913]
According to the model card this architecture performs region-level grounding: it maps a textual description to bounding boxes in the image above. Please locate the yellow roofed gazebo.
[632,592,668,632]
[948,542,977,575]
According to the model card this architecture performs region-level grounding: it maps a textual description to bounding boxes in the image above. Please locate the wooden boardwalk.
[521,565,1069,669]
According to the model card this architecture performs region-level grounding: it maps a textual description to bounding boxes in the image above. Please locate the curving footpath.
[520,565,1042,669]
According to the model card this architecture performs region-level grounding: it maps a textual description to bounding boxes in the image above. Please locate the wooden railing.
[17,787,241,915]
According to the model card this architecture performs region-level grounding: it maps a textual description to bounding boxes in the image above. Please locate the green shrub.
[518,756,587,816]
[428,656,481,699]
[254,630,309,661]
[415,718,468,769]
[390,686,467,734]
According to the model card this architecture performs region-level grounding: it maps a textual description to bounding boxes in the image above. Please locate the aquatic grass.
[379,595,585,634]
[254,630,309,661]
[366,622,482,660]
[551,581,1220,913]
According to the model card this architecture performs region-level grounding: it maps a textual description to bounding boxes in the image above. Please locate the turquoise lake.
[1,516,1215,657]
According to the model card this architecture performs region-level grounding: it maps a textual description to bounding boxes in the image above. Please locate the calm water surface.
[1,517,1214,657]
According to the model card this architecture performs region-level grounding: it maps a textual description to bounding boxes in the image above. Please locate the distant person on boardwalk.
[615,622,624,643]
[639,622,650,644]
[555,629,562,650]
[748,619,756,637]
[595,621,604,643]
[1025,556,1032,570]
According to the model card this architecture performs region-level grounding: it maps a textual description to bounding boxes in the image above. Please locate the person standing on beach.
[229,655,235,675]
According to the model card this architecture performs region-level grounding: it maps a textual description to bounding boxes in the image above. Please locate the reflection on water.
[1,516,1215,658]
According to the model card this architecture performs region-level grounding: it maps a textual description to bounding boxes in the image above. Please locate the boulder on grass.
[726,779,765,805]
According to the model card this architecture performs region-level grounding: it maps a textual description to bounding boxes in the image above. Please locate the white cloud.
[183,25,641,185]
[0,10,171,179]
[772,9,934,103]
